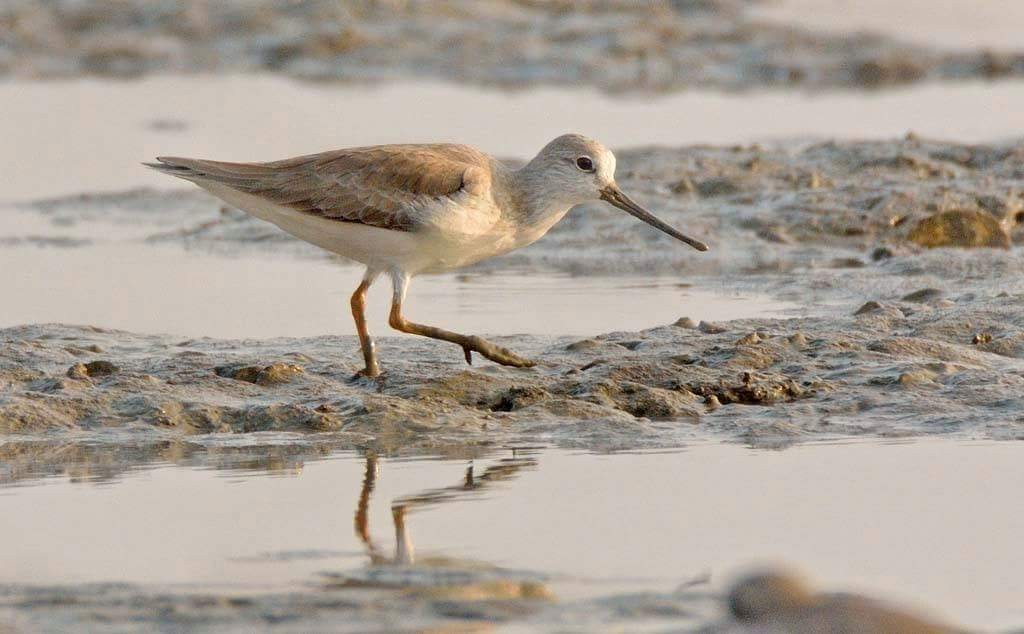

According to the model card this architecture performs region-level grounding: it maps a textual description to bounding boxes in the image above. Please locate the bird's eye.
[576,156,595,172]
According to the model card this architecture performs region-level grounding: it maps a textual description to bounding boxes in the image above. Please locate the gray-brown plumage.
[147,144,493,232]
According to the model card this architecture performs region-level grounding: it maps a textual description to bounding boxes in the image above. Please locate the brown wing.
[149,144,492,232]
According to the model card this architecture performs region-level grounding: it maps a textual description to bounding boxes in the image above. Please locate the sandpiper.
[147,134,708,377]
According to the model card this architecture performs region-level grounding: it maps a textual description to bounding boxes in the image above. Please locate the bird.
[146,133,708,378]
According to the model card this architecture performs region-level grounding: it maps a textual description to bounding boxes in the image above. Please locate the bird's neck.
[509,162,576,231]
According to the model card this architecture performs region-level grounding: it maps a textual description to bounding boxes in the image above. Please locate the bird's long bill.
[600,186,709,252]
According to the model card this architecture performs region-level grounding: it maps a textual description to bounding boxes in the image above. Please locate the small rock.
[66,360,119,379]
[727,570,958,631]
[787,332,808,348]
[975,194,1015,216]
[671,176,696,194]
[216,365,262,383]
[972,333,993,345]
[735,332,762,345]
[616,340,645,351]
[854,301,883,315]
[871,246,894,261]
[215,363,303,385]
[830,257,864,268]
[670,354,701,365]
[898,370,936,386]
[697,177,740,197]
[980,50,1017,78]
[853,57,926,87]
[704,395,721,411]
[907,209,1010,249]
[698,321,727,334]
[756,227,793,244]
[789,170,830,189]
[901,288,944,303]
[673,316,698,329]
[66,364,88,379]
[255,363,304,386]
[566,339,601,351]
[491,386,549,412]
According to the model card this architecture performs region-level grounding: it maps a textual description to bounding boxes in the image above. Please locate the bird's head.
[530,133,709,252]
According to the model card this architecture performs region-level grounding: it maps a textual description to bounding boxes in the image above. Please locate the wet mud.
[2,1,1022,91]
[3,288,1023,449]
[6,138,1024,449]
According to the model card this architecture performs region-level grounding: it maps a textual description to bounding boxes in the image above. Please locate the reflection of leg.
[387,271,535,368]
[350,269,381,377]
[354,454,384,562]
[393,505,415,565]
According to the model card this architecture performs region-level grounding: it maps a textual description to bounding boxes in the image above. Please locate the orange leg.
[350,271,381,377]
[387,271,534,368]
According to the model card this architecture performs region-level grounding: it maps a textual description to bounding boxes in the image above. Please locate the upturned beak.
[600,185,709,252]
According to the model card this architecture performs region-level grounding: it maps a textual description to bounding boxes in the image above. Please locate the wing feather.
[150,144,493,232]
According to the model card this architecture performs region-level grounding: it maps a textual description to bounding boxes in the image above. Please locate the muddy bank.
[6,137,1024,448]
[4,285,1024,447]
[2,1,1022,91]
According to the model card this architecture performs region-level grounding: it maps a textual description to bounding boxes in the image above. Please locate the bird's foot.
[461,336,536,368]
[350,366,387,383]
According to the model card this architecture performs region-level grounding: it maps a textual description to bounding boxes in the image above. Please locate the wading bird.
[147,134,708,377]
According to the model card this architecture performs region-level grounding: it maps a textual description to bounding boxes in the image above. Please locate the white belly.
[200,182,430,272]
[197,181,569,276]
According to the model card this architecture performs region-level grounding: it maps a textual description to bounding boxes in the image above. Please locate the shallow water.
[1,438,1022,631]
[4,76,1024,200]
[0,241,796,338]
[0,208,796,338]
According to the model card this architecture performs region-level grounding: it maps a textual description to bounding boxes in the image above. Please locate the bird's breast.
[415,197,570,273]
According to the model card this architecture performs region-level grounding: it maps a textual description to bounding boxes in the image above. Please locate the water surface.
[0,235,795,339]
[2,438,1022,630]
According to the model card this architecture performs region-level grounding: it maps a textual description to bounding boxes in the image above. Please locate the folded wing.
[147,144,493,232]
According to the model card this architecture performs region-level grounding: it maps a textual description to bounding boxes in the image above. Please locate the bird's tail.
[143,156,211,183]
[143,156,273,188]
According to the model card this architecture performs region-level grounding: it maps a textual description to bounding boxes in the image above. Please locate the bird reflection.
[353,451,537,566]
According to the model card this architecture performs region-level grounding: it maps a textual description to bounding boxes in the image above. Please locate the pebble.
[901,288,944,303]
[673,317,698,329]
[66,360,119,379]
[699,321,727,334]
[735,332,762,345]
[854,301,883,315]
